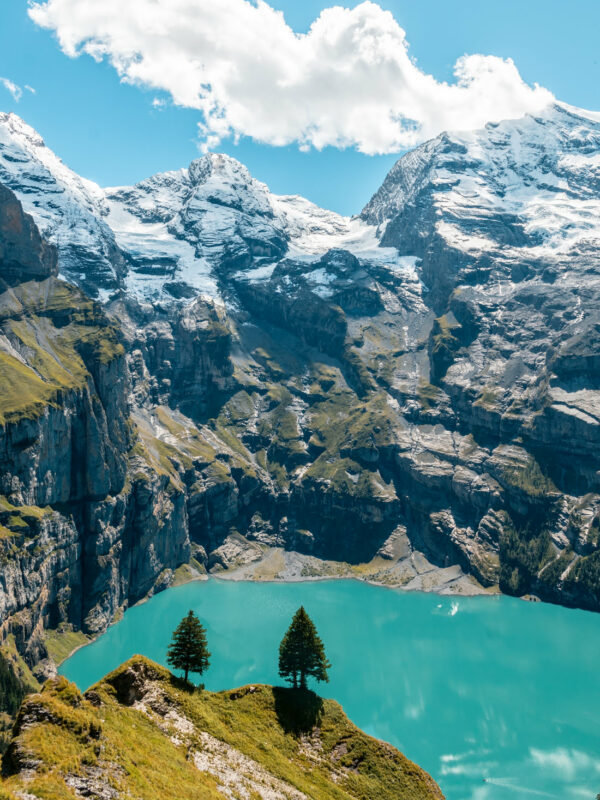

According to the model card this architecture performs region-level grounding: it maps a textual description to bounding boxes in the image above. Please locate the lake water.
[60,579,600,800]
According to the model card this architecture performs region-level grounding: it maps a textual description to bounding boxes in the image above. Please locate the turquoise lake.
[60,579,600,800]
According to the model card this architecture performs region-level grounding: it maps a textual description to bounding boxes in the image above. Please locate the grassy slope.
[0,277,123,425]
[1,657,444,800]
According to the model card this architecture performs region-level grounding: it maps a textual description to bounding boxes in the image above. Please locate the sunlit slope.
[1,656,444,800]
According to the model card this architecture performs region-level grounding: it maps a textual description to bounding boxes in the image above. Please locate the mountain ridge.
[0,111,407,304]
[1,102,600,700]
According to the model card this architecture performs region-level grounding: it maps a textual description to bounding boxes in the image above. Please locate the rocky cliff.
[0,186,190,686]
[1,103,600,692]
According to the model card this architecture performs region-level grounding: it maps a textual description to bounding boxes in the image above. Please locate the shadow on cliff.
[273,686,324,734]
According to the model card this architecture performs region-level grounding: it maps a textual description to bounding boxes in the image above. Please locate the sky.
[0,0,599,214]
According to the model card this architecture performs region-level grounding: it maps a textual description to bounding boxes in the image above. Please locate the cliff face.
[0,183,56,283]
[0,657,445,800]
[0,186,190,677]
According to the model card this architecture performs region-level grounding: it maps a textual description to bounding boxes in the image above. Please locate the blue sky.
[1,0,599,214]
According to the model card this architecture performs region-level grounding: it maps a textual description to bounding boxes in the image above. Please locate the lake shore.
[48,539,494,674]
[208,537,493,597]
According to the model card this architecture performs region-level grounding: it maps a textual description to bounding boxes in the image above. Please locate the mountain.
[0,656,444,800]
[1,102,600,693]
[0,112,406,304]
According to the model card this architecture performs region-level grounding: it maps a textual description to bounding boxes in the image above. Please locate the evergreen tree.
[167,610,210,685]
[278,606,331,690]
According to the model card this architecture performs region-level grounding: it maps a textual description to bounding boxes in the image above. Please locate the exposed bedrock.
[0,189,191,676]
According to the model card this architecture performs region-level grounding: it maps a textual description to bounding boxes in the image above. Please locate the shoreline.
[56,552,591,675]
[53,545,495,671]
[210,543,496,597]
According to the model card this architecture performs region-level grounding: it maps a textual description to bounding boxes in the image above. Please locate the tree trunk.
[300,671,307,690]
[184,666,189,684]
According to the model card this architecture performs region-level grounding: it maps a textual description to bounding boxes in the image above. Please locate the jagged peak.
[361,100,600,229]
[188,152,257,187]
[0,110,105,204]
[0,111,46,148]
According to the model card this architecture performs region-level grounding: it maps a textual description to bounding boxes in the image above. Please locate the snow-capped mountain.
[362,102,600,296]
[105,152,408,303]
[359,104,600,482]
[0,112,409,305]
[4,102,600,310]
[0,112,122,296]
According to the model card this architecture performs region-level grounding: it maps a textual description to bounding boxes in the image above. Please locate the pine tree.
[278,606,331,690]
[167,610,210,685]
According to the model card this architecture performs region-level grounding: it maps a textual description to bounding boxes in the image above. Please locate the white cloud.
[28,0,554,154]
[0,77,23,102]
[529,748,600,782]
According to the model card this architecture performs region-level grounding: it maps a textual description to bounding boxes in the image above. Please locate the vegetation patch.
[429,313,462,382]
[502,456,557,498]
[499,520,554,596]
[0,636,41,754]
[44,627,90,667]
[562,549,600,606]
[417,380,442,410]
[0,279,123,425]
[0,497,52,540]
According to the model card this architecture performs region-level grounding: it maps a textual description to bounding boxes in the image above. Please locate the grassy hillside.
[1,656,443,800]
[0,277,123,425]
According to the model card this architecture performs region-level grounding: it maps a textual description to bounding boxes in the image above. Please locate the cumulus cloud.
[0,77,23,102]
[529,748,600,782]
[28,0,554,154]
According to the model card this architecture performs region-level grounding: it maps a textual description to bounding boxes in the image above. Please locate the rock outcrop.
[0,184,56,283]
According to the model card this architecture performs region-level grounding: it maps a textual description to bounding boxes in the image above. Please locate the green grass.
[305,456,395,502]
[211,419,253,461]
[254,385,306,459]
[154,406,217,464]
[2,657,443,800]
[308,392,394,454]
[416,380,442,410]
[0,279,123,425]
[43,628,90,666]
[503,457,557,498]
[0,497,53,541]
[218,389,256,424]
[475,388,499,408]
[0,636,40,754]
[429,314,461,382]
[0,635,40,695]
[172,563,205,585]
